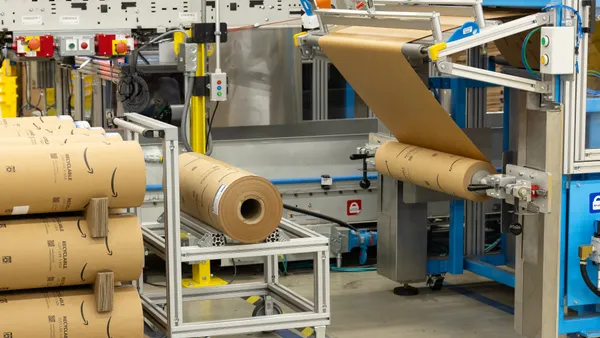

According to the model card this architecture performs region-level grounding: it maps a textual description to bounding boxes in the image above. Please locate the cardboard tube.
[0,214,143,290]
[375,141,495,202]
[0,133,123,146]
[0,141,146,215]
[71,127,107,135]
[179,152,283,243]
[0,115,75,129]
[0,286,143,338]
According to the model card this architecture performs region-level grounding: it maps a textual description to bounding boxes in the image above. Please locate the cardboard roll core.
[240,198,264,224]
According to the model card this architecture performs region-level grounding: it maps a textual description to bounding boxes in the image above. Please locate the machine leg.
[314,325,327,338]
[393,284,419,296]
[426,274,445,291]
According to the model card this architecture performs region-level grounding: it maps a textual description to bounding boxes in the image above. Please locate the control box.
[58,36,95,56]
[210,72,227,101]
[540,26,575,75]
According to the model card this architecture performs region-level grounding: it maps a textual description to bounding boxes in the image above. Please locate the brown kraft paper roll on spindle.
[0,115,76,129]
[0,133,123,146]
[0,286,143,338]
[375,141,496,202]
[0,214,143,290]
[179,152,283,243]
[0,141,146,216]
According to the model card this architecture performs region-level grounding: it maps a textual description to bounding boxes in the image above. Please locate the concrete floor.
[147,270,523,338]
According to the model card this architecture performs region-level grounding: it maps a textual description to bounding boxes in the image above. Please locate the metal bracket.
[197,233,226,248]
[192,76,210,97]
[191,23,228,44]
[436,61,551,93]
[265,229,291,243]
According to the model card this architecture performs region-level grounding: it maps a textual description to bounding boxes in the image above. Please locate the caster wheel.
[252,302,284,333]
[393,284,419,296]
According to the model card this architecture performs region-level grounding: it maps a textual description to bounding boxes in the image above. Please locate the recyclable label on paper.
[22,15,43,25]
[60,16,80,25]
[178,12,198,22]
[212,184,227,215]
[590,193,600,213]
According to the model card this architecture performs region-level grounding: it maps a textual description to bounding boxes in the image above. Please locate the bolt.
[265,18,269,22]
[519,172,524,176]
[201,260,206,264]
[577,183,581,187]
[269,5,275,9]
[29,8,33,12]
[41,8,44,12]
[574,300,579,305]
[543,17,547,22]
[440,64,446,70]
[260,5,265,9]
[529,174,534,179]
[188,282,193,287]
[540,85,546,90]
[308,203,312,208]
[202,276,207,281]
[136,9,140,14]
[0,13,4,16]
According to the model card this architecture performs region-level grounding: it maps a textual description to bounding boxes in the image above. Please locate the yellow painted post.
[0,60,18,118]
[190,44,207,154]
[179,31,225,288]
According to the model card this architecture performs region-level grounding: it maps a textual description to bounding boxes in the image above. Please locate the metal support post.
[312,57,329,120]
[54,64,63,115]
[163,135,184,330]
[465,46,487,256]
[73,71,83,120]
[92,76,104,127]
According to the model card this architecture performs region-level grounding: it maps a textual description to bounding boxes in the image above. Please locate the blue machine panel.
[568,180,600,307]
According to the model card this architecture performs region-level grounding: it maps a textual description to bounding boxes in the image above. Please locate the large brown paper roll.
[375,141,495,202]
[0,214,143,290]
[0,115,75,129]
[0,286,143,338]
[0,141,146,215]
[179,152,283,243]
[0,126,103,138]
[0,133,123,146]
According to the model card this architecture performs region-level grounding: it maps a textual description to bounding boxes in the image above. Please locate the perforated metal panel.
[0,0,302,32]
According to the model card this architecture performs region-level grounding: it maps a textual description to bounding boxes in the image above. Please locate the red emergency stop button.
[28,38,41,50]
[81,41,89,50]
[115,41,128,54]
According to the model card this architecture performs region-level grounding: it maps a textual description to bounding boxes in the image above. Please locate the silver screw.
[202,276,207,281]
[577,183,581,187]
[0,13,4,16]
[136,9,140,14]
[308,203,312,208]
[29,8,33,12]
[529,174,534,179]
[519,172,524,176]
[574,300,579,304]
[265,18,269,22]
[187,282,193,287]
[269,5,274,9]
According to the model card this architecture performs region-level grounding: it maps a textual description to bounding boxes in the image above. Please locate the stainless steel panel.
[209,28,302,127]
[378,177,428,284]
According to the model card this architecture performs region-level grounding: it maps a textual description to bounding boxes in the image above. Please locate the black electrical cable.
[207,102,220,139]
[18,63,43,116]
[580,260,600,297]
[118,72,150,113]
[228,259,237,285]
[283,204,358,232]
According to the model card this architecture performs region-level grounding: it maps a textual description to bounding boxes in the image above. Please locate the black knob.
[509,223,523,236]
[360,179,371,189]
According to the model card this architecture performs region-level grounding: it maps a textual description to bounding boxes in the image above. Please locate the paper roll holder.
[83,197,115,313]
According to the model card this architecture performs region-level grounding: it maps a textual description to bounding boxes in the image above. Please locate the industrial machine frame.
[113,113,331,338]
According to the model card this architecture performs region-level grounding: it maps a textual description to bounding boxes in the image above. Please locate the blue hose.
[331,266,377,272]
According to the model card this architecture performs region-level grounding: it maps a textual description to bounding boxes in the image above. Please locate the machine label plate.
[212,184,227,215]
[21,16,43,26]
[589,193,600,213]
[60,16,80,25]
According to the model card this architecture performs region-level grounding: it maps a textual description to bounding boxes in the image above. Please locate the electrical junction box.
[540,26,575,75]
[58,36,95,56]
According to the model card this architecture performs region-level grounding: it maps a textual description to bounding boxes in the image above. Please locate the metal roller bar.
[268,284,315,312]
[171,313,330,336]
[142,296,168,333]
[374,0,485,27]
[113,117,151,136]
